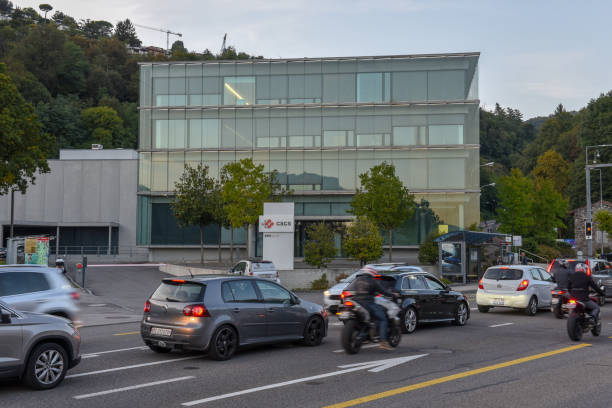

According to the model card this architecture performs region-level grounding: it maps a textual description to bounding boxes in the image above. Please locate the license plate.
[492,298,504,306]
[339,312,351,320]
[552,298,559,304]
[151,327,172,337]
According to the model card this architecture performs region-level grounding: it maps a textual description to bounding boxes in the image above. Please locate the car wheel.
[208,325,238,361]
[148,344,172,353]
[477,305,490,313]
[23,343,68,390]
[302,317,324,346]
[401,306,417,334]
[525,296,538,316]
[453,302,468,326]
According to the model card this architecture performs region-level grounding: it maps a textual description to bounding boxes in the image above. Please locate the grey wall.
[0,159,138,247]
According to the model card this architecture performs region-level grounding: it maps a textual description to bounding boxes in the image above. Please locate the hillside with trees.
[0,1,261,156]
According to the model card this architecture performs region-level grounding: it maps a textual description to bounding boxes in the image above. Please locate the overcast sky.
[15,0,612,119]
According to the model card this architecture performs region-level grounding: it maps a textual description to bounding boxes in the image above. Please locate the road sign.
[513,235,522,246]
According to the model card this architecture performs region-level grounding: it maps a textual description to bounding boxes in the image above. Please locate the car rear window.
[484,268,523,280]
[0,272,51,296]
[152,281,206,303]
[252,262,275,272]
[549,260,578,276]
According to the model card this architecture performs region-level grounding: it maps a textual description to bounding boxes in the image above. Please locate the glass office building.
[137,53,480,255]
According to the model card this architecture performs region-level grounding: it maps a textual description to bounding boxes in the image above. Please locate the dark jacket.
[350,274,394,303]
[554,267,571,290]
[568,271,605,301]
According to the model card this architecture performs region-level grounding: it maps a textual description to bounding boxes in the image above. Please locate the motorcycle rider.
[351,268,395,350]
[554,259,571,290]
[568,262,605,324]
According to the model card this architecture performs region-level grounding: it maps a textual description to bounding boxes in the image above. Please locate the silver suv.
[0,300,81,389]
[230,259,280,283]
[0,265,80,321]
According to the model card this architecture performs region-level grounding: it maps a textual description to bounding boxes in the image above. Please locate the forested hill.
[2,2,612,214]
[0,1,260,155]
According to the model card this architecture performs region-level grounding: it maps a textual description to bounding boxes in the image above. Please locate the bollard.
[76,263,83,287]
[82,256,88,288]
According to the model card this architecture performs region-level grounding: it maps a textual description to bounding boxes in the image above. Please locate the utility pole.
[10,189,14,238]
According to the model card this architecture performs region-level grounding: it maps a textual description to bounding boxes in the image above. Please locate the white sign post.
[259,203,294,270]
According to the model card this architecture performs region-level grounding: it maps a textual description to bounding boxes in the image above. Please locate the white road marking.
[81,346,149,359]
[470,308,478,311]
[87,304,108,307]
[181,354,427,406]
[333,344,379,353]
[66,356,201,378]
[73,376,194,399]
[330,322,343,326]
[489,323,514,328]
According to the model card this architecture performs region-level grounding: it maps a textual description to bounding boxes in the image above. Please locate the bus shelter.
[435,231,509,284]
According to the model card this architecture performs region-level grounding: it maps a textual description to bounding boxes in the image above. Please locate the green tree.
[350,162,415,261]
[496,168,534,236]
[210,181,229,263]
[114,19,141,47]
[80,106,125,148]
[172,164,217,264]
[343,217,383,266]
[594,210,612,236]
[418,231,442,265]
[36,94,86,155]
[0,0,13,14]
[304,223,337,269]
[531,180,568,243]
[0,64,53,194]
[533,149,570,194]
[38,3,52,20]
[80,19,113,39]
[221,158,283,263]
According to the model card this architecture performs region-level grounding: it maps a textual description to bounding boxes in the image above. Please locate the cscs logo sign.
[259,215,294,233]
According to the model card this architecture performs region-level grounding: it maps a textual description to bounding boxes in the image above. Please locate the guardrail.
[52,246,149,257]
[522,249,549,265]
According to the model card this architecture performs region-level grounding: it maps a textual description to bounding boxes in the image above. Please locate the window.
[428,70,465,101]
[485,268,523,280]
[223,77,255,105]
[357,73,382,102]
[323,73,355,103]
[424,276,445,290]
[223,280,259,302]
[151,282,205,302]
[392,71,427,102]
[539,269,554,282]
[530,269,543,280]
[429,125,463,145]
[255,280,292,304]
[0,272,50,296]
[402,275,427,290]
[393,126,425,146]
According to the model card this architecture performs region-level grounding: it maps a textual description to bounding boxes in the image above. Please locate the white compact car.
[229,259,280,283]
[476,265,556,316]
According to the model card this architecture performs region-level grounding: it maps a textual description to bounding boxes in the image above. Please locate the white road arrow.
[181,354,428,406]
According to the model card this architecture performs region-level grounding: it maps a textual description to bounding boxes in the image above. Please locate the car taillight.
[322,309,327,318]
[516,280,529,291]
[249,271,253,276]
[183,304,210,317]
[344,300,354,307]
[144,300,151,313]
[568,299,576,304]
[478,279,484,290]
[552,289,565,295]
[341,291,352,299]
[70,291,80,301]
[546,261,554,273]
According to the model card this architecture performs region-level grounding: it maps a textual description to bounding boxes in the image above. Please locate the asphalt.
[1,265,610,408]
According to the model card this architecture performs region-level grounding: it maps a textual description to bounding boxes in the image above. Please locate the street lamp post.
[585,144,612,257]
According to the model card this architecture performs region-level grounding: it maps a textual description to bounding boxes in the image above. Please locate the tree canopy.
[0,64,53,194]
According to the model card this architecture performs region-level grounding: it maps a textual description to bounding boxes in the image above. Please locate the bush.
[536,244,561,262]
[440,277,452,286]
[304,222,337,269]
[311,274,330,290]
[342,217,383,266]
[522,237,538,254]
[335,272,349,283]
[555,241,576,258]
[418,231,442,265]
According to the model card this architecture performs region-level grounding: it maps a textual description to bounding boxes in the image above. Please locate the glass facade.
[138,54,480,247]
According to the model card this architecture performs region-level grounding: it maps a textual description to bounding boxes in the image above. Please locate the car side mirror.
[291,295,300,305]
[1,310,11,324]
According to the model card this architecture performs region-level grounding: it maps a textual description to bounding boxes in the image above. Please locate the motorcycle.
[552,285,605,319]
[338,291,402,354]
[566,296,602,341]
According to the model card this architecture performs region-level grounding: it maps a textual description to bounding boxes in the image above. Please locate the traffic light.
[585,221,592,240]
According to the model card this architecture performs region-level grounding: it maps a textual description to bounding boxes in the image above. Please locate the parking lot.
[2,265,612,408]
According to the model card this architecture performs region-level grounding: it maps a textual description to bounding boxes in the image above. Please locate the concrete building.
[137,53,481,261]
[0,149,138,256]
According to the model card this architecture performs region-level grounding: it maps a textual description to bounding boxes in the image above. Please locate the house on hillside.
[573,200,612,254]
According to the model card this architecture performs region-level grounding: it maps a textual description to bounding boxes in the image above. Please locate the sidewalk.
[74,291,142,328]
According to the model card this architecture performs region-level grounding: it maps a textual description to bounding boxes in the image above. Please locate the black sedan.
[356,271,470,334]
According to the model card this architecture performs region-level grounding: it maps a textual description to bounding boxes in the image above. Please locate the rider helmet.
[574,262,590,276]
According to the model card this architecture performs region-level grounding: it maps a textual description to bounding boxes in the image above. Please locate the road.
[2,266,612,407]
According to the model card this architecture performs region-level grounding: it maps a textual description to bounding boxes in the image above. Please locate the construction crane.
[133,23,182,54]
[220,33,227,55]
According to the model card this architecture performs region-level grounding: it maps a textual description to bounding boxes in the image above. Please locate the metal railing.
[521,249,549,265]
[51,245,149,257]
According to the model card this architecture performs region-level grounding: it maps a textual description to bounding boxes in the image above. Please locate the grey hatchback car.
[0,300,81,389]
[141,276,328,360]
